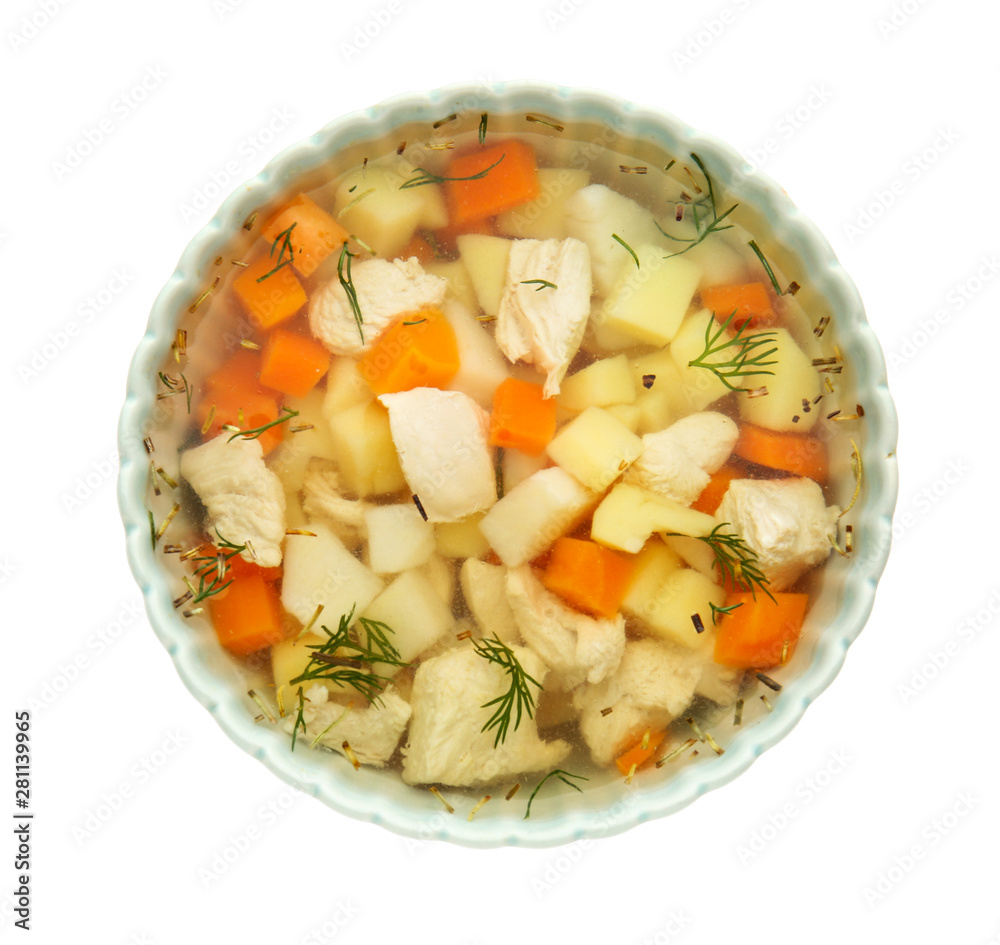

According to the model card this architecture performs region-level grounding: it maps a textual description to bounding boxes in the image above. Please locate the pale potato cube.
[272,632,354,699]
[457,234,512,317]
[558,354,637,413]
[365,503,435,574]
[591,483,717,554]
[635,568,724,652]
[478,467,597,567]
[685,235,748,290]
[435,512,491,559]
[496,168,591,240]
[424,259,478,312]
[327,400,406,498]
[441,300,510,409]
[634,388,674,436]
[583,301,651,356]
[459,559,520,645]
[334,162,444,258]
[663,534,718,579]
[362,568,453,665]
[545,406,642,492]
[418,553,455,607]
[605,403,641,433]
[284,489,307,529]
[669,309,742,412]
[621,538,684,620]
[629,347,689,421]
[738,327,821,432]
[500,447,548,492]
[267,387,339,493]
[324,356,374,418]
[600,246,701,346]
[281,525,383,627]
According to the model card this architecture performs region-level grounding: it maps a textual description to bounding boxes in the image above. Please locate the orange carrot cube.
[713,591,809,669]
[540,537,636,619]
[702,282,776,329]
[489,377,557,456]
[261,194,348,278]
[445,140,540,225]
[209,569,286,656]
[233,249,308,330]
[358,307,460,395]
[615,730,667,776]
[259,328,331,398]
[734,425,828,482]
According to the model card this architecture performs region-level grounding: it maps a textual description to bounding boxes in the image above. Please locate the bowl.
[118,80,898,847]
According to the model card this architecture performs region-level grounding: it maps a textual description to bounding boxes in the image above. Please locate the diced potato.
[669,309,741,412]
[334,162,445,258]
[418,553,455,606]
[361,568,453,665]
[634,568,724,652]
[457,234,512,317]
[284,489,307,529]
[323,356,373,417]
[365,503,435,573]
[424,259,478,312]
[629,347,689,421]
[459,559,520,645]
[272,632,353,699]
[583,308,650,356]
[496,168,591,240]
[621,538,684,619]
[591,483,717,553]
[738,327,821,432]
[441,300,510,409]
[267,387,340,492]
[605,403,641,433]
[545,406,642,492]
[633,388,673,436]
[600,246,701,346]
[500,447,548,492]
[478,467,597,567]
[281,525,383,627]
[663,534,718,579]
[435,512,491,559]
[558,354,637,412]
[685,235,748,290]
[327,400,406,498]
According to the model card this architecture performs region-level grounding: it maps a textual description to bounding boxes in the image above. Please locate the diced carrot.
[540,537,637,619]
[702,282,776,329]
[615,730,667,776]
[261,194,348,278]
[713,591,809,669]
[445,140,540,225]
[691,462,744,515]
[208,568,286,656]
[358,307,460,395]
[232,249,308,330]
[223,550,283,585]
[259,328,331,398]
[489,377,557,456]
[198,351,284,454]
[398,232,437,265]
[204,349,267,397]
[734,424,828,482]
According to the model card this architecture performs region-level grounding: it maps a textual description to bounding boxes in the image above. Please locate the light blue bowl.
[118,81,898,847]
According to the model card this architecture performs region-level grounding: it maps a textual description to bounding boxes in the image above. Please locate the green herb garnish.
[290,687,307,751]
[400,153,505,190]
[612,233,640,268]
[520,279,558,291]
[686,524,775,602]
[709,600,744,625]
[185,532,249,604]
[478,112,488,144]
[290,606,406,706]
[748,239,794,297]
[657,153,738,257]
[227,406,299,443]
[256,223,297,282]
[471,636,542,747]
[524,769,588,819]
[688,310,778,391]
[337,242,364,342]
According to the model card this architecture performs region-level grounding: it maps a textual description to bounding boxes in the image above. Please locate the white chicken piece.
[625,412,739,505]
[379,388,496,522]
[506,565,625,691]
[300,458,370,550]
[716,478,840,591]
[281,685,410,768]
[495,238,592,397]
[574,638,703,766]
[563,184,672,295]
[180,434,285,567]
[402,644,570,787]
[309,257,447,356]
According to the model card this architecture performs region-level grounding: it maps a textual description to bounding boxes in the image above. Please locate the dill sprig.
[290,687,307,751]
[227,406,299,443]
[337,242,364,342]
[256,223,297,282]
[471,636,542,748]
[691,524,775,602]
[710,600,744,625]
[186,532,248,605]
[400,153,505,189]
[520,279,558,291]
[612,233,640,269]
[523,769,588,820]
[688,310,778,391]
[290,606,406,706]
[656,153,738,257]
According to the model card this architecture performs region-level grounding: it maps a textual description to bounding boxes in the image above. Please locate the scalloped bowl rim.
[118,80,898,848]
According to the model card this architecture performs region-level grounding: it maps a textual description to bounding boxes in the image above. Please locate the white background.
[3,0,998,941]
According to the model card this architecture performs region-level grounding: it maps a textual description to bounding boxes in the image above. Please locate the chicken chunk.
[180,433,286,567]
[282,684,410,768]
[574,639,703,766]
[506,565,625,691]
[402,645,570,787]
[300,457,370,550]
[309,257,447,356]
[496,238,592,397]
[379,388,496,522]
[716,478,839,591]
[660,412,739,474]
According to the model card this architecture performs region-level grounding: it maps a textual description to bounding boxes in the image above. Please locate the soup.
[144,110,857,816]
